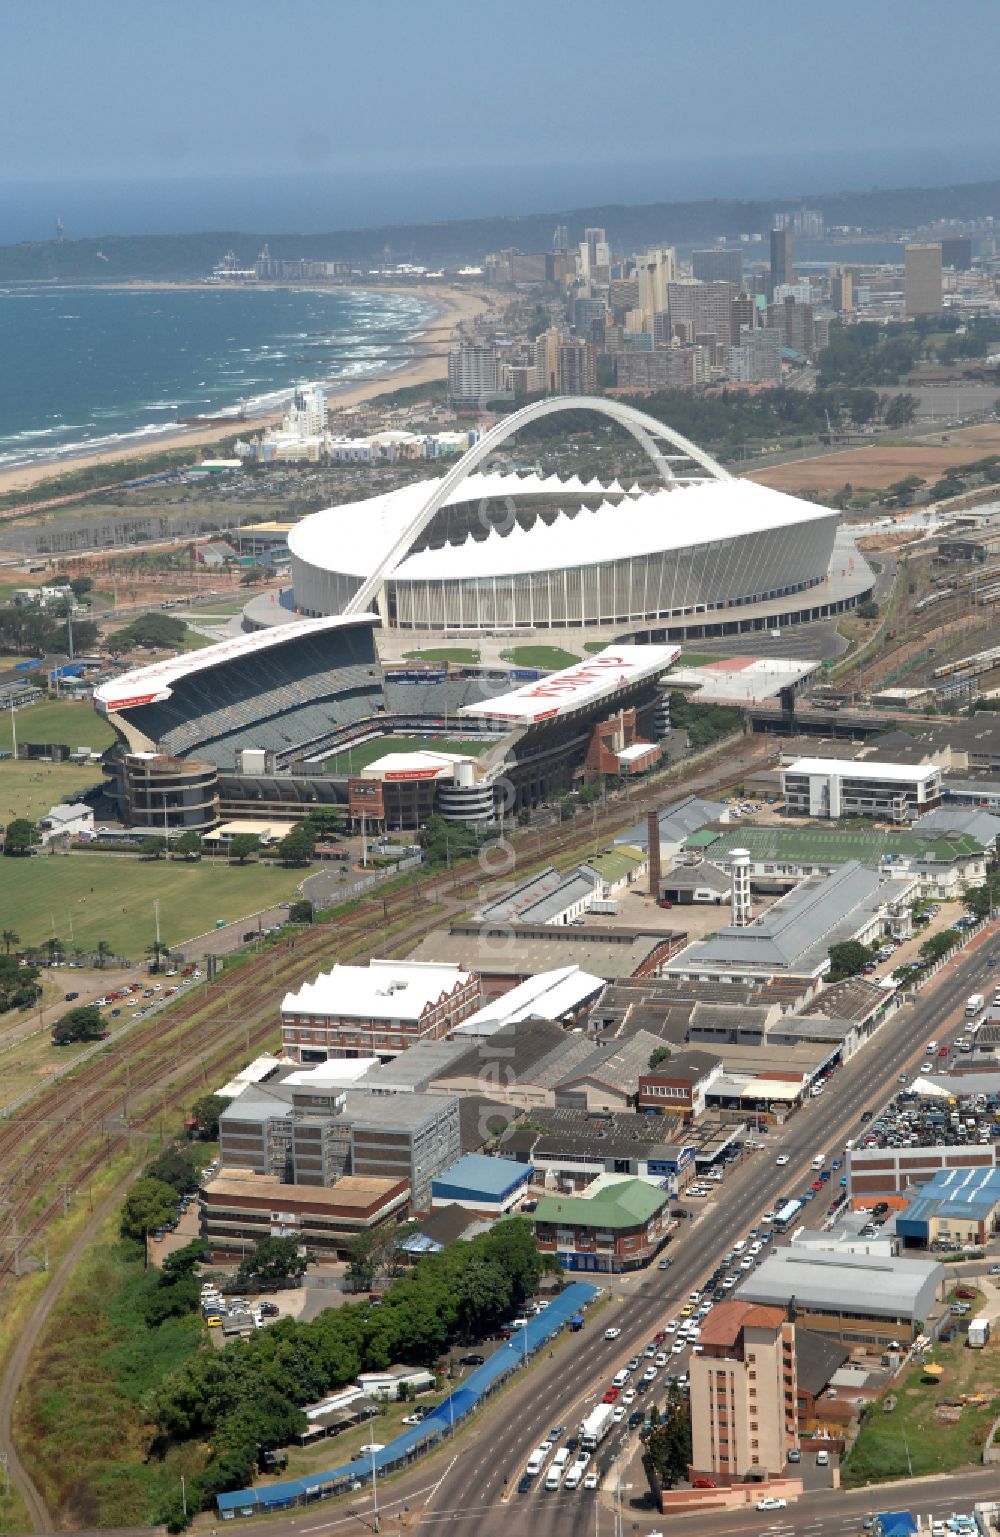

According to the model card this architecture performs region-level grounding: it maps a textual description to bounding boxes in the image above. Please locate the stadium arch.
[343,395,732,619]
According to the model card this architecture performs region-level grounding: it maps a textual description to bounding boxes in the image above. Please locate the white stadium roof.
[288,472,831,584]
[459,644,679,726]
[94,613,378,713]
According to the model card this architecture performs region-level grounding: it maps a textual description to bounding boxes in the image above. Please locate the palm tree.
[2,929,19,955]
[96,940,112,970]
[44,937,64,966]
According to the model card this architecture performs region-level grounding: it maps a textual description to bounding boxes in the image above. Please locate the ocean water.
[0,284,433,472]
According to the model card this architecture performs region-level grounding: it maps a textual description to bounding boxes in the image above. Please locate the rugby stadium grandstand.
[240,397,873,645]
[94,616,677,832]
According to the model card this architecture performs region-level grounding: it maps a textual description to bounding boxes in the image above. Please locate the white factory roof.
[453,966,605,1036]
[216,1053,285,1098]
[279,1058,379,1088]
[289,473,834,582]
[785,757,940,783]
[94,612,378,713]
[281,959,473,1022]
[460,644,679,726]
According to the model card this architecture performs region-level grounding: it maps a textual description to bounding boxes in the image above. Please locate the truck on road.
[966,994,985,1017]
[579,1403,616,1451]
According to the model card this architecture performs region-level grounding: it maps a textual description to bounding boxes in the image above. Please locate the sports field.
[402,647,481,664]
[0,698,116,754]
[323,734,492,773]
[499,645,580,669]
[0,854,306,956]
[0,761,105,823]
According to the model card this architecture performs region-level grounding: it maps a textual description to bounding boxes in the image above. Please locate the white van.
[552,1448,570,1470]
[926,1040,938,1054]
[563,1464,583,1490]
[545,1466,562,1491]
[811,1154,824,1170]
[612,1369,630,1388]
[816,1449,830,1466]
[525,1448,547,1477]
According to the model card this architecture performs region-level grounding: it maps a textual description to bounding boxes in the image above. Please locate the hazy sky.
[3,0,998,186]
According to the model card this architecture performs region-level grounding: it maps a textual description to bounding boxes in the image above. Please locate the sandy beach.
[0,281,488,499]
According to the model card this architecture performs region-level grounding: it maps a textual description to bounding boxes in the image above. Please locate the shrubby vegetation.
[668,690,744,751]
[151,1217,544,1525]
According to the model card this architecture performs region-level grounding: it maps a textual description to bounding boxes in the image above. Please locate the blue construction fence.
[216,1281,600,1518]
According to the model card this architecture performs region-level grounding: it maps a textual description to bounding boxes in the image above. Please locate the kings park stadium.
[94,398,873,834]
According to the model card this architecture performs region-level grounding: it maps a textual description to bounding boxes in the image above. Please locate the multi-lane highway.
[304,928,1000,1537]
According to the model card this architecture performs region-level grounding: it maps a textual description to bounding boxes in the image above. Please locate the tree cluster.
[668,691,743,751]
[3,817,37,856]
[642,1385,692,1492]
[235,1236,304,1289]
[52,1003,106,1044]
[151,1218,542,1520]
[0,601,98,658]
[826,939,874,982]
[0,951,41,1014]
[109,612,187,652]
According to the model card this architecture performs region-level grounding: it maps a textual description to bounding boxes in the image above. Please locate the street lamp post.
[370,1441,379,1533]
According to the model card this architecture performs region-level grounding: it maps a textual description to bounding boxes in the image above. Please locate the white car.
[604,1327,621,1340]
[775,1154,789,1166]
[664,1320,677,1334]
[757,1497,787,1511]
[583,1472,599,1490]
[612,1405,626,1422]
[642,1366,657,1382]
[622,1388,636,1405]
[359,1443,385,1456]
[671,1340,685,1354]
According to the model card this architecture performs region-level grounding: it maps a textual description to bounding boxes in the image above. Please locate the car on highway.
[583,1471,599,1490]
[622,1388,636,1404]
[612,1405,626,1422]
[628,1354,642,1368]
[604,1327,621,1340]
[757,1497,787,1511]
[658,1257,671,1269]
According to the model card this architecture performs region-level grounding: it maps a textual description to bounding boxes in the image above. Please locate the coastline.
[0,281,486,499]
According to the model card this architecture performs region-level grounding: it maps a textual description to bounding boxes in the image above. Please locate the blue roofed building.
[431,1152,533,1215]
[896,1165,1000,1248]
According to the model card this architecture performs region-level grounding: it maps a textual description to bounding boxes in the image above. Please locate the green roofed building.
[532,1173,672,1272]
[686,824,986,899]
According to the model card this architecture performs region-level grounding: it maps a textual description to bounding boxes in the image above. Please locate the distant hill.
[2,177,1000,281]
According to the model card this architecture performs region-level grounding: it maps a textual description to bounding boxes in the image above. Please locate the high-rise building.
[766,296,815,358]
[730,293,758,344]
[904,244,943,317]
[727,327,782,384]
[448,345,509,406]
[830,267,854,312]
[579,227,610,277]
[769,226,794,296]
[692,248,743,285]
[535,328,564,393]
[637,246,677,316]
[557,339,596,394]
[690,1301,799,1482]
[668,281,733,349]
[941,236,973,271]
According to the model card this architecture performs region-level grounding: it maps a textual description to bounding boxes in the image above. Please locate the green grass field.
[499,645,579,669]
[0,698,117,754]
[843,1293,996,1486]
[0,854,307,956]
[402,647,481,664]
[324,734,491,773]
[0,761,105,823]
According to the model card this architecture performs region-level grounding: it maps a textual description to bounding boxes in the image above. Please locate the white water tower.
[730,848,752,927]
